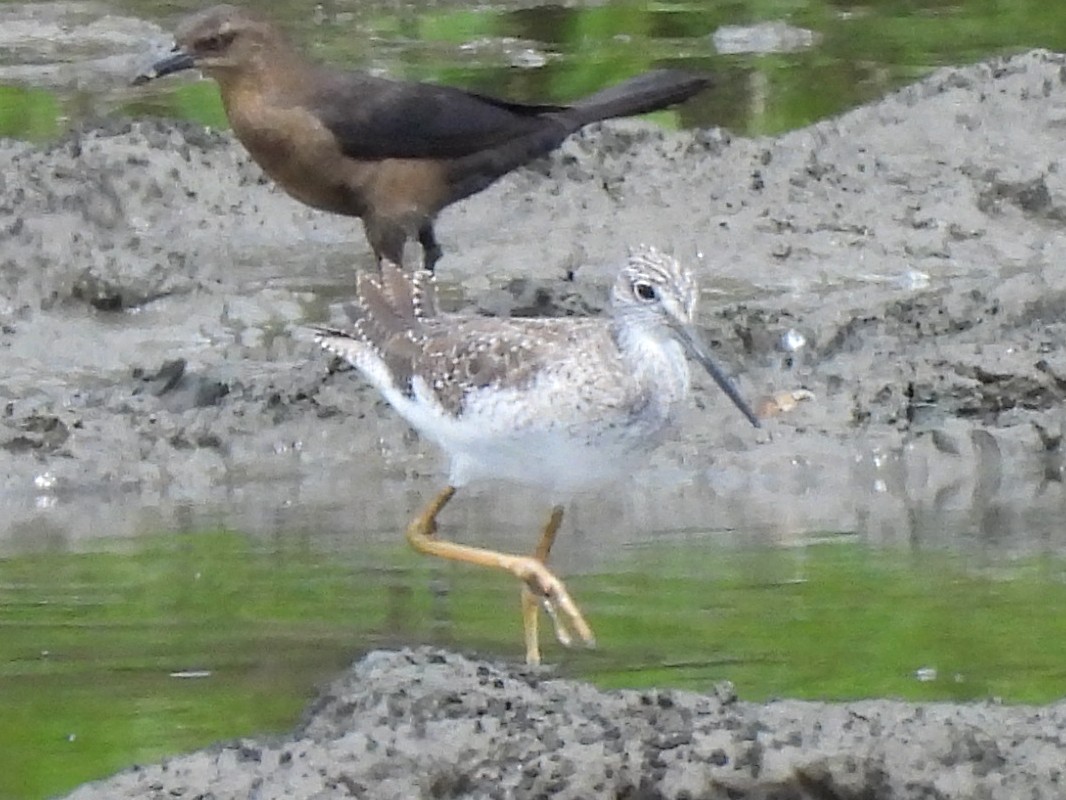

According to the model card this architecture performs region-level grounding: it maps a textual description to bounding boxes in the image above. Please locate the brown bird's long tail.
[565,69,711,126]
[446,69,710,204]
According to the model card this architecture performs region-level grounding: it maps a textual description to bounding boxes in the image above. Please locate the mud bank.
[3,50,1066,554]
[59,647,1066,800]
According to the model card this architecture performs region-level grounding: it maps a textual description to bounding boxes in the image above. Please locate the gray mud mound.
[61,648,1066,800]
[2,48,1066,550]
[0,119,238,311]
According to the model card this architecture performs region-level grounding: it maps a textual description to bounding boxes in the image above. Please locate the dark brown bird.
[134,5,712,271]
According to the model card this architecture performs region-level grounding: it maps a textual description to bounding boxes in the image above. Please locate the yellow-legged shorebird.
[312,247,759,664]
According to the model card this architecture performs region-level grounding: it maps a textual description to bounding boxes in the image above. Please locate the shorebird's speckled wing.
[412,316,615,418]
[320,262,616,419]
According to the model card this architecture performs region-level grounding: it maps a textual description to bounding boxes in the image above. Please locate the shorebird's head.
[134,5,286,86]
[612,245,697,331]
[613,246,760,428]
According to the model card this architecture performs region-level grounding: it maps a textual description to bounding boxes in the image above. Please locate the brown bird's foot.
[405,489,594,666]
[757,388,815,419]
[417,223,443,273]
[421,247,442,273]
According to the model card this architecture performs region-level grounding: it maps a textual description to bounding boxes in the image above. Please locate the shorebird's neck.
[611,317,691,404]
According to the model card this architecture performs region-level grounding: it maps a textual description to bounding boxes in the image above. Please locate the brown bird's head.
[134,5,288,86]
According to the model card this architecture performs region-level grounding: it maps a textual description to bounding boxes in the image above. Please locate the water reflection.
[3,413,1066,559]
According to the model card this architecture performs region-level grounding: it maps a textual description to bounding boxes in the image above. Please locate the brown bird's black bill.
[133,49,196,86]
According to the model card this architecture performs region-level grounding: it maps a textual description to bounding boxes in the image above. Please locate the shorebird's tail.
[312,261,440,391]
[357,260,440,334]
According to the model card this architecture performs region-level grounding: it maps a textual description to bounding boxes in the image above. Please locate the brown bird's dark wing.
[308,69,710,162]
[308,71,570,160]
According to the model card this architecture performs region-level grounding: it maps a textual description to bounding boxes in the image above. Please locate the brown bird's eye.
[635,282,657,301]
[200,31,235,51]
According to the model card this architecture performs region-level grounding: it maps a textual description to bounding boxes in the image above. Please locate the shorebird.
[133,5,710,271]
[312,247,760,664]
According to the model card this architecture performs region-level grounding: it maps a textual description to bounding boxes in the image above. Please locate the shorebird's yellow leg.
[406,488,595,664]
[521,505,565,666]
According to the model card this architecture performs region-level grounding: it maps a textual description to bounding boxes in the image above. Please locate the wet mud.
[5,46,1066,797]
[4,50,1066,552]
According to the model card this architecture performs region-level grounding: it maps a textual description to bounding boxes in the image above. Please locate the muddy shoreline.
[4,48,1066,797]
[3,50,1066,558]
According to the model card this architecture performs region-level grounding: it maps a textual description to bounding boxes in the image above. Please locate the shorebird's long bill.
[672,320,761,428]
[133,49,196,85]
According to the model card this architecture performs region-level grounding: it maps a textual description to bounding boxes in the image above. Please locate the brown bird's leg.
[417,221,443,273]
[366,216,409,271]
[406,488,595,664]
[521,505,565,666]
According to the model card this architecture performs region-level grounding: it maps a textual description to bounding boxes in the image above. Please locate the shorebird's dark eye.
[634,282,657,301]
